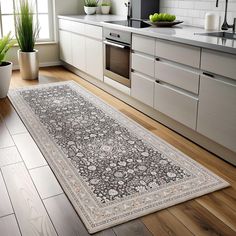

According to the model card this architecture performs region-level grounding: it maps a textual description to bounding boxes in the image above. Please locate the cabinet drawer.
[155,61,199,94]
[131,72,154,107]
[155,39,200,68]
[84,24,102,40]
[59,19,85,35]
[201,49,236,80]
[154,83,198,129]
[132,53,155,77]
[132,34,155,55]
[197,75,236,152]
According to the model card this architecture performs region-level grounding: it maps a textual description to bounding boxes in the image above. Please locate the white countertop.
[58,14,236,55]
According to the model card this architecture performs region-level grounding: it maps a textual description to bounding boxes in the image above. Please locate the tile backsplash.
[110,0,236,28]
[160,0,236,28]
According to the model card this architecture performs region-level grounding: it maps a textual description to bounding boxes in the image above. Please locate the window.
[0,0,54,42]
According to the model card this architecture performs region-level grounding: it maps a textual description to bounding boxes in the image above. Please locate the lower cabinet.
[197,75,236,152]
[85,38,103,81]
[59,30,72,65]
[71,34,86,72]
[131,72,155,107]
[154,83,198,129]
[59,29,103,81]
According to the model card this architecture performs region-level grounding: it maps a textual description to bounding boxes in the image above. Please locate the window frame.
[0,0,55,42]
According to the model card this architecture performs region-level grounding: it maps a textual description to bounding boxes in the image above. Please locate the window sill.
[13,41,58,47]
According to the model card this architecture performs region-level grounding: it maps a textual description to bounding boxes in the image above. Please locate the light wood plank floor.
[0,66,236,236]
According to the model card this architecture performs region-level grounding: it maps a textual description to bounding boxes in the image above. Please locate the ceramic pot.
[101,6,110,14]
[84,6,97,15]
[18,49,39,80]
[0,61,13,98]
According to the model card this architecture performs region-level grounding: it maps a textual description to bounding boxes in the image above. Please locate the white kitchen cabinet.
[71,34,86,72]
[85,38,103,81]
[155,61,200,94]
[154,83,198,129]
[132,34,155,55]
[201,49,236,80]
[197,75,236,152]
[131,72,155,107]
[59,30,72,65]
[155,39,201,68]
[132,53,155,77]
[59,19,103,81]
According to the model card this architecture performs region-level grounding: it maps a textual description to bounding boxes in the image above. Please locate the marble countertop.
[58,15,236,55]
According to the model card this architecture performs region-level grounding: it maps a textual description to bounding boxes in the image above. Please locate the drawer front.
[132,53,155,77]
[154,83,198,129]
[197,75,236,152]
[155,61,199,94]
[132,34,155,55]
[131,72,154,107]
[59,19,85,35]
[155,39,201,68]
[201,49,236,80]
[84,24,103,40]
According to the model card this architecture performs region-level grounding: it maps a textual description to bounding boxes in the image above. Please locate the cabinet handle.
[203,72,214,78]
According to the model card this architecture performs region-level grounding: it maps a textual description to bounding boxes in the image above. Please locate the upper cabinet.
[59,19,103,81]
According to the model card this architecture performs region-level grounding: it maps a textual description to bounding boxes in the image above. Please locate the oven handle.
[103,40,129,49]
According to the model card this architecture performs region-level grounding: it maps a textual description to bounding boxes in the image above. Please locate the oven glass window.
[106,44,130,79]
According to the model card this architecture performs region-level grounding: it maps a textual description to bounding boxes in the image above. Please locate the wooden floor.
[0,66,236,236]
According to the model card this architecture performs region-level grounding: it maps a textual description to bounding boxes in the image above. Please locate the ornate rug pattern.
[8,81,229,233]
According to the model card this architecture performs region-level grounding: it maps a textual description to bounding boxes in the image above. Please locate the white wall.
[7,0,84,69]
[160,0,236,27]
[111,0,128,15]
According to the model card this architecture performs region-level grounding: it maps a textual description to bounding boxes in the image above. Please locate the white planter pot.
[18,49,39,80]
[84,6,97,15]
[101,6,110,15]
[0,62,12,98]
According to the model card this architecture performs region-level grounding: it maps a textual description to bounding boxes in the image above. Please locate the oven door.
[104,40,131,88]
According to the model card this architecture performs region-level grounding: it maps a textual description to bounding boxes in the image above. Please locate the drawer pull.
[203,72,214,78]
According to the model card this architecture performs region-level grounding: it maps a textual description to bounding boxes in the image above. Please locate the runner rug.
[8,81,229,233]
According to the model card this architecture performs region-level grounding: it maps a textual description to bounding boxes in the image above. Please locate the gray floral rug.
[9,81,229,233]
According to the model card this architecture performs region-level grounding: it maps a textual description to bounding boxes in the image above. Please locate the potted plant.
[84,0,98,15]
[0,32,15,98]
[101,2,111,15]
[15,0,40,80]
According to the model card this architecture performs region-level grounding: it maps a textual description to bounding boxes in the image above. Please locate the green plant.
[100,2,111,6]
[15,0,40,52]
[84,0,98,7]
[0,32,15,66]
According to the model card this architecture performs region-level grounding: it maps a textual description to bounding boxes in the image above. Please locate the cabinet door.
[197,75,236,152]
[59,30,72,65]
[154,83,198,129]
[71,34,86,72]
[85,38,103,81]
[131,72,154,107]
[132,53,155,77]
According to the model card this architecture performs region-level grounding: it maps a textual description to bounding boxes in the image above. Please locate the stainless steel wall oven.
[103,28,131,88]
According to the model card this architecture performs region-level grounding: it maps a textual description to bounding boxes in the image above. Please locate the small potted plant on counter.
[0,32,15,99]
[84,0,98,15]
[15,0,40,80]
[101,1,111,15]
